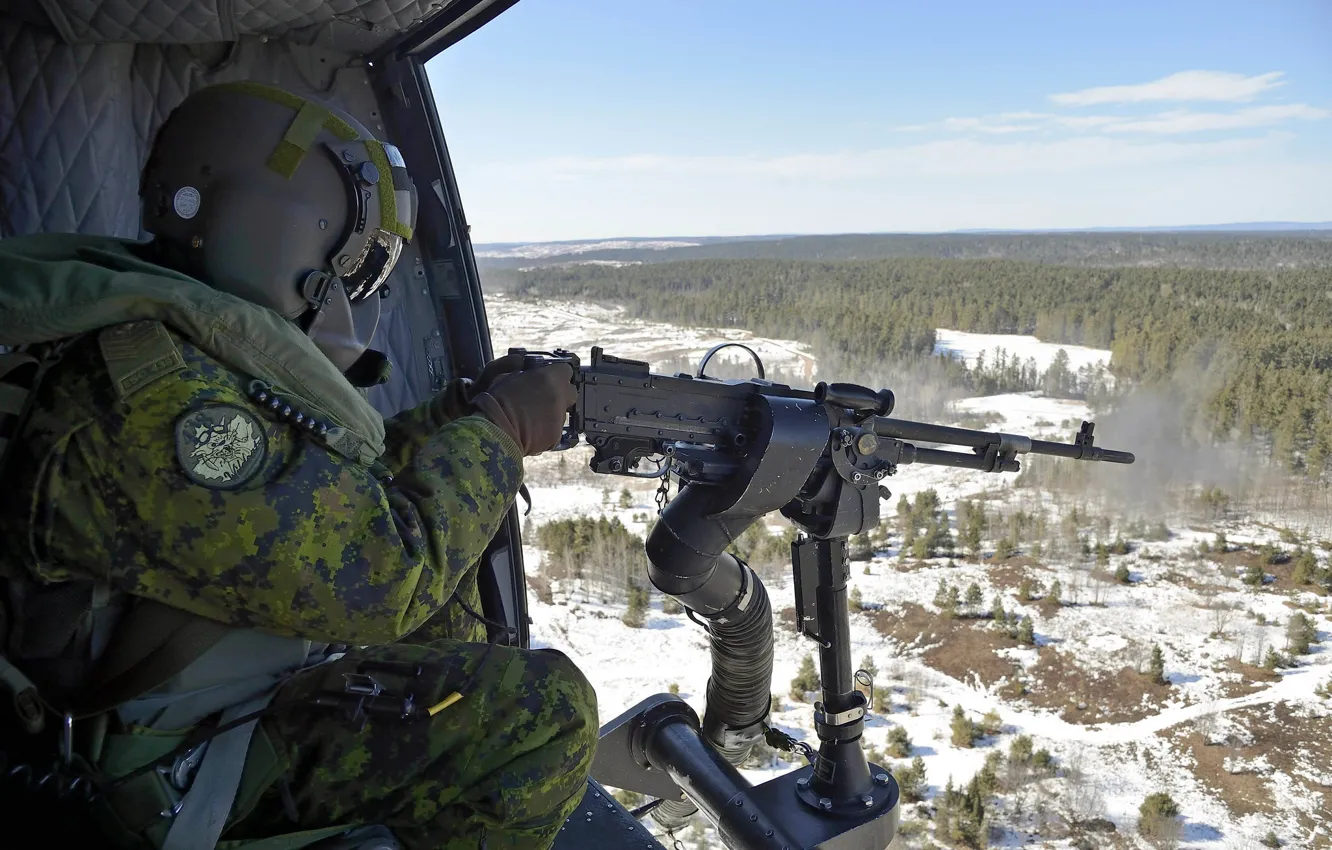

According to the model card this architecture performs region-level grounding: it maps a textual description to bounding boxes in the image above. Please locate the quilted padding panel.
[232,0,444,38]
[0,15,442,413]
[0,21,142,237]
[33,0,443,44]
[44,0,230,44]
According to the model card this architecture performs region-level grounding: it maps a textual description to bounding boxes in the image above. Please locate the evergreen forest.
[508,255,1332,477]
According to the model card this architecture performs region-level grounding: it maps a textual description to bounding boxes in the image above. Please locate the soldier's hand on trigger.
[474,352,526,394]
[471,362,576,456]
[428,352,528,422]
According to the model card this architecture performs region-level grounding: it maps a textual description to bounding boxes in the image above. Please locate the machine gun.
[518,344,1134,850]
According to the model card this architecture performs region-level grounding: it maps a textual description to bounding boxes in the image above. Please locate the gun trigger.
[518,484,533,516]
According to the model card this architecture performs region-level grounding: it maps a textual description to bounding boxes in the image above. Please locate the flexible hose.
[644,483,776,829]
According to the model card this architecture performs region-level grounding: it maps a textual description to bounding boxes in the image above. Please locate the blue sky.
[425,1,1332,242]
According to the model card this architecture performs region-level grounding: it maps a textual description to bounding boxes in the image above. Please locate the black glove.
[425,353,530,425]
[427,377,476,424]
[472,363,576,456]
[474,352,526,395]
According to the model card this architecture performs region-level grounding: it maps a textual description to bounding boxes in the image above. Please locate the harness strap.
[0,348,43,478]
[80,599,230,717]
[162,687,278,850]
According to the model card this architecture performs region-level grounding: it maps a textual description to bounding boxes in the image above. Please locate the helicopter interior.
[0,0,661,846]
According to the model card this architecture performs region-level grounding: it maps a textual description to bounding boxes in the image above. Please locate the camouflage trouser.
[224,640,598,850]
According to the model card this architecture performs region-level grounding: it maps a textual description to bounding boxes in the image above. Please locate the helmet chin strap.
[299,270,381,377]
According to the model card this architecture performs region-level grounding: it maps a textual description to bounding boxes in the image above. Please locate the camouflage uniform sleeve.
[380,378,472,474]
[29,337,524,645]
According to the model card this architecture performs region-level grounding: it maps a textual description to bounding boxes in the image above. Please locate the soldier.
[0,82,595,850]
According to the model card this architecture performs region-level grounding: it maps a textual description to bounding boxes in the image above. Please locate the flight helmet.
[140,81,418,378]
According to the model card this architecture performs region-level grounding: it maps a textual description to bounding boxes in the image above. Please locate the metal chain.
[666,830,688,850]
[763,723,816,763]
[655,472,672,516]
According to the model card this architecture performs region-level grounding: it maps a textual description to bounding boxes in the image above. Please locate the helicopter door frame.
[368,0,530,649]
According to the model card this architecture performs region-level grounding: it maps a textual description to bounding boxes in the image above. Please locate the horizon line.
[473,221,1332,247]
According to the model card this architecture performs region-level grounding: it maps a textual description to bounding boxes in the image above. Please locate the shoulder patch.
[175,404,268,489]
[99,321,186,400]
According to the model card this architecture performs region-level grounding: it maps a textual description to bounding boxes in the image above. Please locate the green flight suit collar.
[0,233,385,465]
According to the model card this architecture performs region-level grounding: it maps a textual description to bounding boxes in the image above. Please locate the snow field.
[934,329,1113,375]
[476,239,701,259]
[487,293,818,383]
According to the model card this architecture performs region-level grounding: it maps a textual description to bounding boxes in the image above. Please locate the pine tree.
[1008,734,1034,765]
[945,584,962,619]
[848,533,873,561]
[1287,612,1315,655]
[894,756,928,803]
[622,584,649,628]
[933,578,951,609]
[937,777,954,838]
[979,709,1003,736]
[618,487,633,509]
[1291,549,1316,585]
[790,653,820,701]
[1148,644,1167,684]
[950,704,975,748]
[1138,791,1180,839]
[859,654,878,679]
[1115,562,1131,584]
[886,724,912,758]
[849,586,864,611]
[959,500,984,558]
[990,594,1006,624]
[874,686,892,713]
[1017,616,1035,646]
[964,582,983,611]
[896,494,913,545]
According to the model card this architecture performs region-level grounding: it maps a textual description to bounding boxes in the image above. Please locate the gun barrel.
[872,416,1134,465]
[1029,438,1135,464]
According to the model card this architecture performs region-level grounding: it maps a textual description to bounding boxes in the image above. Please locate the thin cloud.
[943,117,1040,134]
[1050,70,1285,106]
[1100,104,1328,134]
[904,103,1327,136]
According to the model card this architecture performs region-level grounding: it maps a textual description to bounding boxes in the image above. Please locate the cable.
[629,798,664,819]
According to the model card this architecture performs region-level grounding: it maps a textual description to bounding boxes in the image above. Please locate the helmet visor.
[342,227,403,301]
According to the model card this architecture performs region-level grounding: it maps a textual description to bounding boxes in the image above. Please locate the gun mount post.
[791,536,884,813]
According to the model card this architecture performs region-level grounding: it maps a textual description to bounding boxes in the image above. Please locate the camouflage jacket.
[0,247,523,647]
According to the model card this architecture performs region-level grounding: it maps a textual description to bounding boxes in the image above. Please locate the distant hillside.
[476,230,1332,272]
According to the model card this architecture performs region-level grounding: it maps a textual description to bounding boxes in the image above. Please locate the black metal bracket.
[590,694,899,850]
[591,694,690,803]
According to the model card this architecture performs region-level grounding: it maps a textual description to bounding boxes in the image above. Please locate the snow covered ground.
[490,299,1332,850]
[475,239,700,259]
[934,329,1113,374]
[487,293,818,383]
